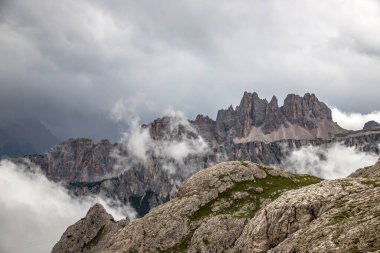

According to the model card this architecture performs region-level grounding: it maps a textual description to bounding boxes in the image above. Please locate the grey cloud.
[0,0,380,140]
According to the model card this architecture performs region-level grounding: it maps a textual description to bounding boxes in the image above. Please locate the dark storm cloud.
[1,0,380,139]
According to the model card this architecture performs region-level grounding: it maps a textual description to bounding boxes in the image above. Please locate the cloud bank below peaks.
[332,106,380,130]
[281,143,379,179]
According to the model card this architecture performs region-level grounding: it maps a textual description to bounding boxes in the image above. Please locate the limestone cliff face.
[52,161,380,253]
[212,92,346,143]
[28,138,117,182]
[26,127,380,217]
[51,204,130,253]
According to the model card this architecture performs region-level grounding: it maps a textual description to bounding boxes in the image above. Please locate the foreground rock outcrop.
[53,160,380,252]
[51,204,130,253]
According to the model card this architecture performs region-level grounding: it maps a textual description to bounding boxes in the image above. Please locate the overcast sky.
[1,0,380,140]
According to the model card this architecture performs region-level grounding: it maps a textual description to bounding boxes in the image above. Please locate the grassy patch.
[189,171,321,221]
[159,234,192,253]
[329,211,351,225]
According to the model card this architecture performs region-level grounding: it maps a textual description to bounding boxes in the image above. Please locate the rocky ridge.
[194,92,346,143]
[52,160,380,253]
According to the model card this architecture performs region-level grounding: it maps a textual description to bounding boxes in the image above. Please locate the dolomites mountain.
[143,92,346,145]
[208,92,346,143]
[52,161,380,253]
[18,92,380,216]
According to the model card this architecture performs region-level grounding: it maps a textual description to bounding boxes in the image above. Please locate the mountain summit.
[193,92,346,143]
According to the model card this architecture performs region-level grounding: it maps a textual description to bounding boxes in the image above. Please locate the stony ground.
[52,161,380,253]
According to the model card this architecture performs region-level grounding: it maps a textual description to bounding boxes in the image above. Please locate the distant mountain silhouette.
[0,119,58,157]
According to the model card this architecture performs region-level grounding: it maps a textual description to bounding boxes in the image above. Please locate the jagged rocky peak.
[214,92,346,143]
[117,92,346,146]
[282,93,333,123]
[52,161,380,253]
[145,115,200,141]
[52,203,130,253]
[363,120,380,130]
[191,114,216,143]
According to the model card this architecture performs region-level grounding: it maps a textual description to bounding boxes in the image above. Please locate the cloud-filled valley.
[0,160,136,253]
[281,143,379,179]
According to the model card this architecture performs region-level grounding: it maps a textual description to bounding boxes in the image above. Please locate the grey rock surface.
[233,178,380,253]
[52,161,325,253]
[213,92,346,143]
[363,120,380,130]
[52,160,380,253]
[51,203,129,253]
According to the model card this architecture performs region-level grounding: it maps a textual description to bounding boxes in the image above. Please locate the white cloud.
[163,139,207,163]
[281,143,378,179]
[110,102,210,175]
[331,107,380,130]
[0,159,136,253]
[110,93,158,124]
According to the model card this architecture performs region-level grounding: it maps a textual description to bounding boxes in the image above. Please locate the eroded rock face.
[51,204,129,253]
[32,138,117,182]
[52,161,322,253]
[52,161,380,253]
[213,92,346,143]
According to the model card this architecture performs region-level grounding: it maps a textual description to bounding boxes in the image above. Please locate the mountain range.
[11,92,379,218]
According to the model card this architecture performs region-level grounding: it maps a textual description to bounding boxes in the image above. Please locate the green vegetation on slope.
[190,163,322,221]
[160,163,322,253]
